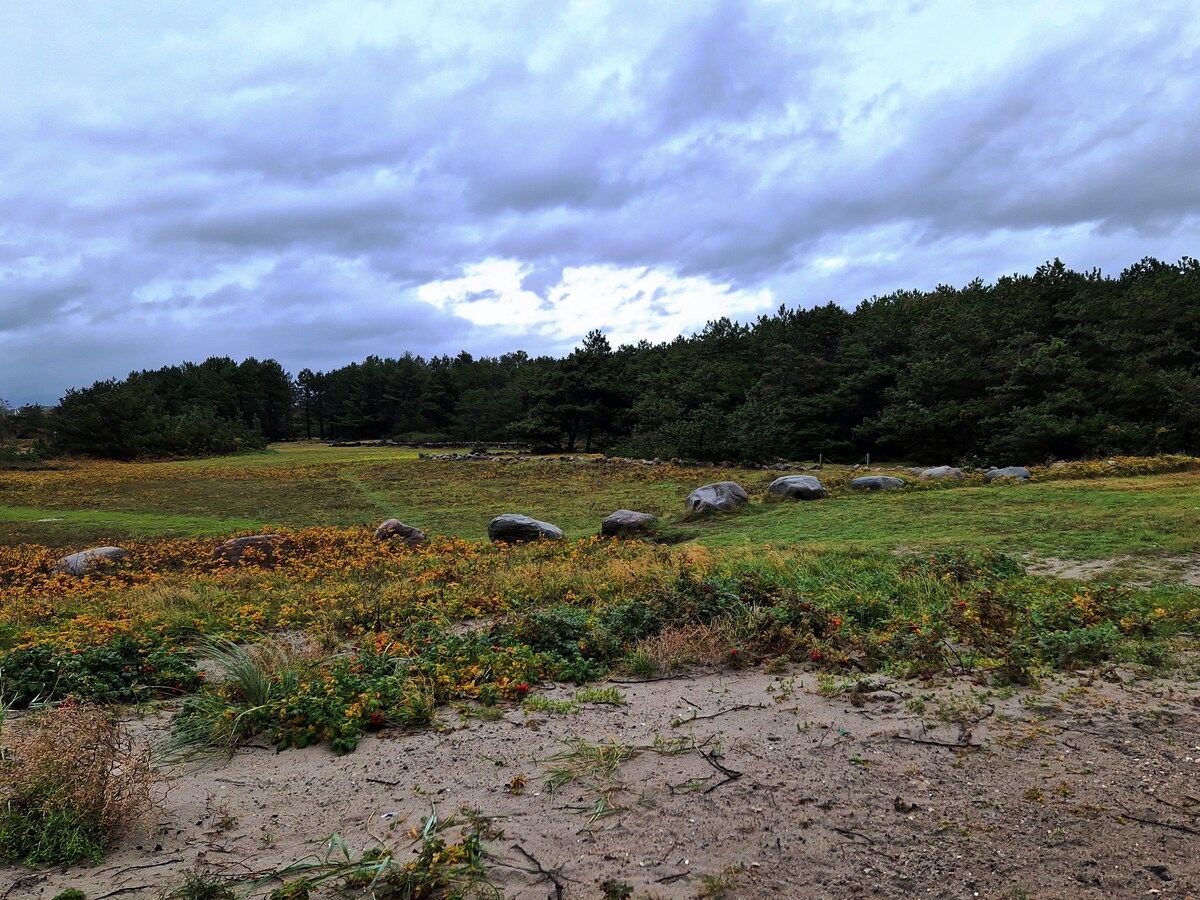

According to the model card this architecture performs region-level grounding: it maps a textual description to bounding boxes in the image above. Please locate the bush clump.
[0,705,156,866]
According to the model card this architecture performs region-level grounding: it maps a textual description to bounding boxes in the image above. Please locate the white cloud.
[417,259,774,346]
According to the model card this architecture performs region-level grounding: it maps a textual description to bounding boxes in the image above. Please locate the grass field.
[2,445,1198,569]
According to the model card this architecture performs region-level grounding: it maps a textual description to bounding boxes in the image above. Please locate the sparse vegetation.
[234,807,497,900]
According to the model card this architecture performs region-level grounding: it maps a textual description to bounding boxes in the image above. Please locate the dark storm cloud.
[1,0,1198,404]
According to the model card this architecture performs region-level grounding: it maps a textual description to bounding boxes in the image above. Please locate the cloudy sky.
[2,1,1198,405]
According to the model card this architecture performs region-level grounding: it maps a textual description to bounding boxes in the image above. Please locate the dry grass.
[0,705,157,865]
[631,623,727,674]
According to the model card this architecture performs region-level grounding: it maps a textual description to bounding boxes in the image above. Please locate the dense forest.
[10,256,1199,463]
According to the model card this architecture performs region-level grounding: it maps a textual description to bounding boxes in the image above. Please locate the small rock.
[488,514,564,543]
[374,519,427,546]
[766,475,828,500]
[601,509,659,537]
[52,546,126,576]
[214,534,290,564]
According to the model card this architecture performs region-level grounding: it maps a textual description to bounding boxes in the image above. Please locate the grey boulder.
[214,534,290,564]
[601,509,659,537]
[919,466,965,481]
[766,475,828,500]
[52,546,126,576]
[850,475,907,491]
[488,514,564,543]
[374,519,427,546]
[985,466,1032,482]
[685,481,750,514]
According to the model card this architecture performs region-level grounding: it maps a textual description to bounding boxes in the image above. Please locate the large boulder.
[766,475,828,500]
[214,534,290,565]
[601,509,658,537]
[374,519,427,546]
[488,514,564,543]
[850,475,907,491]
[919,466,965,481]
[51,546,126,576]
[685,481,749,514]
[985,466,1032,483]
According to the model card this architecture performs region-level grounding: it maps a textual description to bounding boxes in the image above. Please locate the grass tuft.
[0,705,156,867]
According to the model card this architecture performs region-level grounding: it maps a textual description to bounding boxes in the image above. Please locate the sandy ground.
[3,662,1199,900]
[1026,554,1200,586]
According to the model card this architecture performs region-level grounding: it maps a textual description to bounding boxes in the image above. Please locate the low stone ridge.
[766,475,829,500]
[600,509,659,537]
[488,514,564,543]
[685,481,750,514]
[919,466,965,481]
[214,534,290,564]
[850,475,907,491]
[374,519,427,546]
[51,546,126,576]
[985,466,1032,482]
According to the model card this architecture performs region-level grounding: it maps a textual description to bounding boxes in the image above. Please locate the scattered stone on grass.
[488,514,564,543]
[766,475,829,500]
[51,546,127,576]
[600,509,659,537]
[850,475,907,491]
[373,519,427,546]
[985,466,1032,482]
[685,481,750,514]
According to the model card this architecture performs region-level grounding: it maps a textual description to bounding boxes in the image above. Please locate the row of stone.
[49,512,646,573]
[469,466,1033,541]
[50,466,1034,572]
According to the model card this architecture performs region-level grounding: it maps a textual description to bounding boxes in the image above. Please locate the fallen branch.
[892,734,981,750]
[696,704,760,721]
[698,748,742,793]
[96,888,156,900]
[608,674,696,684]
[832,826,874,843]
[113,858,185,875]
[656,871,690,884]
[1,875,45,899]
[1146,792,1200,818]
[366,777,402,787]
[510,843,566,900]
[1114,810,1200,836]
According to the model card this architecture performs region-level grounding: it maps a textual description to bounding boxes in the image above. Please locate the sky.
[2,0,1199,406]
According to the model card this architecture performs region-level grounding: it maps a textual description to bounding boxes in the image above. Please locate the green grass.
[694,475,1200,559]
[0,505,265,545]
[1,446,1198,577]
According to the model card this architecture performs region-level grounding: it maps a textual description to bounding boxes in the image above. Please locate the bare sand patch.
[4,667,1198,899]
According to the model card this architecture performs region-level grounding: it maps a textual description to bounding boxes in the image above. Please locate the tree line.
[21,256,1200,463]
